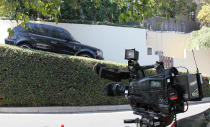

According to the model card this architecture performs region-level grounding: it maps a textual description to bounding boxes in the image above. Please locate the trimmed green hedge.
[0,44,129,106]
[0,44,209,106]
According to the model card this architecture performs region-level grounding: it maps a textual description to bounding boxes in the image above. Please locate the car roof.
[25,22,67,32]
[19,22,75,41]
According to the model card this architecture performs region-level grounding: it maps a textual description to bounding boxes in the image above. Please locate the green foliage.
[60,0,126,24]
[0,0,61,34]
[7,28,14,37]
[197,4,210,26]
[56,19,144,28]
[0,0,197,27]
[202,0,210,3]
[190,3,210,49]
[116,0,154,23]
[0,0,61,21]
[152,0,197,19]
[0,44,129,106]
[189,26,210,49]
[189,2,210,49]
[114,0,197,23]
[0,44,209,106]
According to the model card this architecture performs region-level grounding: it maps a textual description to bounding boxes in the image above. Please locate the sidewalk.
[0,97,209,114]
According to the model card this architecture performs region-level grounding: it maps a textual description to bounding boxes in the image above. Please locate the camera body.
[94,49,203,125]
[125,49,203,116]
[128,72,203,116]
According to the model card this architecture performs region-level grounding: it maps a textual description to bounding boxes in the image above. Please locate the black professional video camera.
[93,49,203,127]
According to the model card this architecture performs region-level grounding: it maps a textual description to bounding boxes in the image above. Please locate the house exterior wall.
[174,49,210,76]
[146,30,210,76]
[146,31,189,58]
[0,20,158,65]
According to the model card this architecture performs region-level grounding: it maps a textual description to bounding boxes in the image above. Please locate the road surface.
[0,103,209,127]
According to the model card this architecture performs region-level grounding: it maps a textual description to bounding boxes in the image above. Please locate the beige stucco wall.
[146,31,210,76]
[174,49,210,76]
[146,31,189,58]
[0,20,158,65]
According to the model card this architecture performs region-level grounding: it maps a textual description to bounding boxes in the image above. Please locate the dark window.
[25,23,76,41]
[56,28,66,39]
[28,23,46,35]
[147,47,152,55]
[25,23,35,33]
[14,25,24,32]
[155,51,163,56]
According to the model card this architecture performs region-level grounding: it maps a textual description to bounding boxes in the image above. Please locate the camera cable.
[171,106,178,127]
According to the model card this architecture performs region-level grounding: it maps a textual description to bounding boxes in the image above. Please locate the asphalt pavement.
[0,103,209,127]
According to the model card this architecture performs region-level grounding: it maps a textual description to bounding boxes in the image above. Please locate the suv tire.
[19,43,32,49]
[78,53,93,58]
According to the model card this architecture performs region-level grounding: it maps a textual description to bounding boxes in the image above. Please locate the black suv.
[5,22,103,60]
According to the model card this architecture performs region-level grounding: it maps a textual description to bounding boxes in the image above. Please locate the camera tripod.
[124,114,175,127]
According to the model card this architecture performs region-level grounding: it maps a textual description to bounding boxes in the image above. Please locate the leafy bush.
[60,0,126,24]
[197,4,210,26]
[55,19,144,29]
[188,3,210,49]
[0,44,209,106]
[189,26,210,49]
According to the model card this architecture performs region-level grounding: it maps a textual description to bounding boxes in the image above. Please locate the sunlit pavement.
[0,103,209,127]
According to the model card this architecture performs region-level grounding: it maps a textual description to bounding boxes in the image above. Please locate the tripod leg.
[136,122,141,127]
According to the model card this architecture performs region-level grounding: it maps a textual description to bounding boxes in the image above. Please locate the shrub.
[0,44,128,106]
[60,0,126,24]
[188,26,210,49]
[0,44,209,106]
[197,4,210,27]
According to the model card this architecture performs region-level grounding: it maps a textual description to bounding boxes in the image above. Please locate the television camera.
[93,49,203,127]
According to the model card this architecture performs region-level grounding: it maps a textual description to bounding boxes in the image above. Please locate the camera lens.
[106,83,125,96]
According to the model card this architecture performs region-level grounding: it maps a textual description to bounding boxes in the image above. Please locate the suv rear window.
[13,25,24,32]
[25,23,76,41]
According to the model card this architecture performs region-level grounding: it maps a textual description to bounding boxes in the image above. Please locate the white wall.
[0,20,159,65]
[0,20,17,44]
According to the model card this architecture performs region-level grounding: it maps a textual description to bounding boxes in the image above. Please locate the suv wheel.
[78,53,93,58]
[19,43,32,49]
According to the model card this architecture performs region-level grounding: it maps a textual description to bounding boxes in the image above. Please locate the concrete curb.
[0,105,131,114]
[0,97,209,114]
[188,97,210,105]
